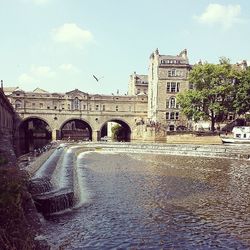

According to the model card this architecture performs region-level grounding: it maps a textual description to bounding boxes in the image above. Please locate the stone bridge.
[6,88,149,141]
[17,108,147,141]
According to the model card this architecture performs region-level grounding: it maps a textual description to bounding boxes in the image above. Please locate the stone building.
[147,48,191,131]
[0,81,19,164]
[3,49,194,143]
[128,72,148,96]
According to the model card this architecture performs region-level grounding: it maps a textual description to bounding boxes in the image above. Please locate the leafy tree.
[177,60,243,131]
[111,124,126,141]
[233,66,250,115]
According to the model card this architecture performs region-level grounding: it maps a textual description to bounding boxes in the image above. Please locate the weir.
[29,145,79,215]
[28,142,250,216]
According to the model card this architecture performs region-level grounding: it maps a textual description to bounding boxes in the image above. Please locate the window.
[103,105,105,111]
[15,100,22,109]
[177,82,180,92]
[68,104,70,110]
[170,112,175,120]
[83,105,86,110]
[189,83,194,89]
[166,112,169,120]
[171,82,176,92]
[96,105,99,111]
[175,112,179,120]
[166,82,179,92]
[169,97,176,108]
[129,106,131,111]
[116,105,119,111]
[169,125,175,131]
[166,82,171,92]
[39,103,43,109]
[73,97,80,110]
[32,103,35,107]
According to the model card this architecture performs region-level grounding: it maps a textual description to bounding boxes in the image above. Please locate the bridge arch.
[18,116,52,130]
[17,116,52,155]
[99,118,132,142]
[60,118,93,141]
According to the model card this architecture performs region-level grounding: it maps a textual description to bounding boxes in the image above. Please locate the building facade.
[0,82,19,164]
[147,48,191,131]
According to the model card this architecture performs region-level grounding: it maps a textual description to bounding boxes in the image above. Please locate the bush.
[0,167,37,250]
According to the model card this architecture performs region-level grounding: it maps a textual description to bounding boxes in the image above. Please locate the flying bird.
[93,75,104,82]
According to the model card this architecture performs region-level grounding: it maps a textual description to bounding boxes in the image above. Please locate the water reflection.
[41,151,250,249]
[16,138,50,156]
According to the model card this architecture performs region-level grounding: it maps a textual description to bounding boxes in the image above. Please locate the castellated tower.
[148,49,191,131]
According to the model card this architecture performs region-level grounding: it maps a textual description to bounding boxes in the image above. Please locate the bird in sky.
[93,75,104,82]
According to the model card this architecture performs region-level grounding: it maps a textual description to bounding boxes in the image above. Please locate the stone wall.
[0,88,19,165]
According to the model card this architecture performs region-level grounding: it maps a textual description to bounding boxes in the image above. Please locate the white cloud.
[30,65,55,78]
[52,23,93,49]
[195,4,242,29]
[18,73,36,85]
[59,64,80,73]
[18,65,55,85]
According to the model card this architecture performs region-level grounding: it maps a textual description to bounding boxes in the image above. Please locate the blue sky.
[0,0,250,94]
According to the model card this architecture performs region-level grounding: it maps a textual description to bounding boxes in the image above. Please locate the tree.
[111,124,126,141]
[233,66,250,115]
[177,60,241,131]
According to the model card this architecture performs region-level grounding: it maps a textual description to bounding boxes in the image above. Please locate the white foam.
[75,152,92,207]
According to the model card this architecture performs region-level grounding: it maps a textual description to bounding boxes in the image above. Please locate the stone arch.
[99,118,132,142]
[18,116,52,131]
[17,116,52,155]
[60,118,93,141]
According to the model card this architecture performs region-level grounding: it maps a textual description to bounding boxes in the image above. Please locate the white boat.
[221,126,250,144]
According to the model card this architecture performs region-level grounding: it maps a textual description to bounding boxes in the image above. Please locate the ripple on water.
[41,150,250,249]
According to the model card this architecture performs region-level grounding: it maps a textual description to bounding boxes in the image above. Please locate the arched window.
[169,97,176,108]
[15,100,22,109]
[73,97,80,110]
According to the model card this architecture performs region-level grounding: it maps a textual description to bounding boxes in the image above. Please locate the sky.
[0,0,250,95]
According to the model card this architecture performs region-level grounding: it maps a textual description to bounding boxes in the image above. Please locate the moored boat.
[221,126,250,144]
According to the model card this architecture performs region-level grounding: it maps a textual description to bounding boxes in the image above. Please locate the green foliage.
[233,67,250,115]
[177,59,250,131]
[111,124,122,140]
[111,124,127,141]
[0,168,36,250]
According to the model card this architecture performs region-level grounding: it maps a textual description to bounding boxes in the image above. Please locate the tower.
[148,49,191,131]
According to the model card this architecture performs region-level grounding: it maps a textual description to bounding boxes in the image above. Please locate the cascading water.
[74,152,92,207]
[29,148,64,195]
[29,144,91,216]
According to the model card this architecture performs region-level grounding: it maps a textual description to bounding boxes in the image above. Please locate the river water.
[40,151,250,249]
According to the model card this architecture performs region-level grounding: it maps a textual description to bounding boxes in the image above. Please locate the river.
[40,151,250,249]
